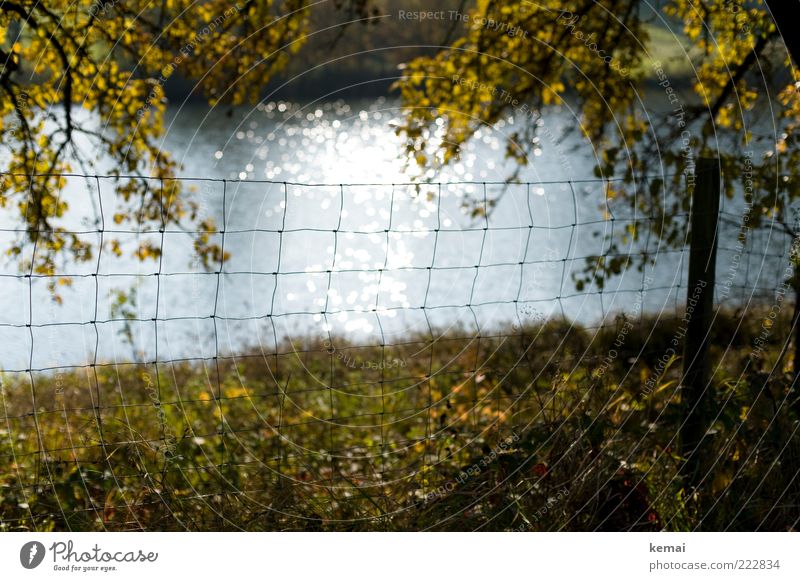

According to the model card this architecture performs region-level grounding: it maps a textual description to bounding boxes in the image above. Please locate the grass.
[1,310,799,531]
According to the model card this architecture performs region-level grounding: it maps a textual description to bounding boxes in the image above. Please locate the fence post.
[680,157,720,488]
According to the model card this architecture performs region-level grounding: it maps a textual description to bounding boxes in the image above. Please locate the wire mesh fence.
[0,170,797,531]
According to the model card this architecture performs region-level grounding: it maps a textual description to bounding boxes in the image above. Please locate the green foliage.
[2,312,798,531]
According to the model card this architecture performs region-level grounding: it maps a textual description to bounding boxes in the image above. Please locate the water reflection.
[1,99,777,371]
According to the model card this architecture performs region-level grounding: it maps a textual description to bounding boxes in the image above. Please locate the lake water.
[0,99,790,371]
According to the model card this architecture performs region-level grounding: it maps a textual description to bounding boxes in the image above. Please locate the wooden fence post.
[680,157,720,488]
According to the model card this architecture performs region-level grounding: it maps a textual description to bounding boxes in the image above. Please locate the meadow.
[2,310,798,531]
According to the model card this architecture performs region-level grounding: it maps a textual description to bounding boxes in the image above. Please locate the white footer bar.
[2,533,797,579]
